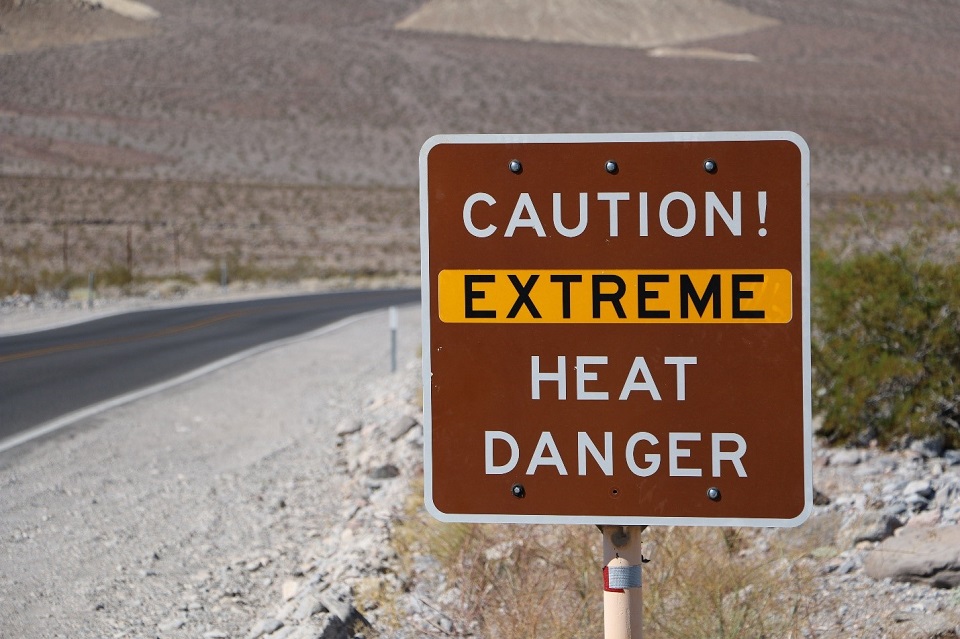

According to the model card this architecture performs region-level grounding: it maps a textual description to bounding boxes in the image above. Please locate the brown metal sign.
[420,132,811,526]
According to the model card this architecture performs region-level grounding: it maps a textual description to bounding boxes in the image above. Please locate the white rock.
[293,594,326,622]
[246,618,283,639]
[903,480,935,499]
[158,617,187,632]
[281,579,299,602]
[830,449,863,466]
[335,419,363,437]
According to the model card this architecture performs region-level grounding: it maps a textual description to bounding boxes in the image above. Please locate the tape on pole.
[603,564,642,592]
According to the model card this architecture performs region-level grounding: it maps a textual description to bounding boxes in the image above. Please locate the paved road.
[0,289,419,443]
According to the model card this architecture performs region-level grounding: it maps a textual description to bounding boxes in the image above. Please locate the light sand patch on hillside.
[649,46,760,62]
[98,0,158,21]
[0,0,155,54]
[396,0,779,50]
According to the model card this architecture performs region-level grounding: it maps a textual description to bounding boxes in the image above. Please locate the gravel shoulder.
[0,303,422,638]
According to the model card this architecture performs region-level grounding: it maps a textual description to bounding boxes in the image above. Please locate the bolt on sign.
[420,132,812,526]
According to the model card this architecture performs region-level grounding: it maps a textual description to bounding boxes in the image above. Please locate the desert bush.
[204,255,256,284]
[36,269,87,296]
[431,525,600,638]
[202,255,322,285]
[97,263,135,288]
[812,246,960,449]
[389,483,818,639]
[0,266,37,296]
[643,527,815,639]
[388,485,601,639]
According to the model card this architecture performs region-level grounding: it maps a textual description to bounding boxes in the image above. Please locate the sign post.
[602,525,644,639]
[419,132,811,635]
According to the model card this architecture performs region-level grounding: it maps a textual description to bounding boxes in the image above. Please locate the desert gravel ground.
[0,303,421,638]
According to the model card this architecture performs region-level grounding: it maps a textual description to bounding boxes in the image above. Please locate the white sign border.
[420,131,812,527]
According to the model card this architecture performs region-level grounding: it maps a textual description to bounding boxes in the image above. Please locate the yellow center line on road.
[0,308,255,365]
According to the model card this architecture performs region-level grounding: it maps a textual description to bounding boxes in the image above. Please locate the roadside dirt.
[0,305,422,638]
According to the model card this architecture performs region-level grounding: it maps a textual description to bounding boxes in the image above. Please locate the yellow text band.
[438,269,793,323]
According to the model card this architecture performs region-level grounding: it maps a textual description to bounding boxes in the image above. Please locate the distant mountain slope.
[397,0,778,50]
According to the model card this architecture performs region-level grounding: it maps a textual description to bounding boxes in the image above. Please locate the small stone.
[286,621,329,639]
[829,449,862,466]
[905,493,931,510]
[850,512,903,545]
[282,579,299,601]
[293,594,327,621]
[906,509,942,527]
[909,435,946,458]
[191,570,212,583]
[903,479,935,499]
[368,464,400,480]
[388,416,418,442]
[203,632,229,639]
[158,617,187,632]
[884,502,908,517]
[319,589,355,625]
[336,419,362,437]
[246,557,270,572]
[247,618,284,639]
[882,479,908,494]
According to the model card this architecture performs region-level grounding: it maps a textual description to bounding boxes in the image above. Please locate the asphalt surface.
[0,288,419,443]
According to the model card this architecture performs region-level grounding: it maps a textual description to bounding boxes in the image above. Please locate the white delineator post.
[389,306,399,373]
[602,525,644,639]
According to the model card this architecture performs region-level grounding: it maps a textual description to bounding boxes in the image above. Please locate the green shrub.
[0,267,37,296]
[812,247,960,449]
[203,255,323,285]
[37,270,87,293]
[97,263,135,288]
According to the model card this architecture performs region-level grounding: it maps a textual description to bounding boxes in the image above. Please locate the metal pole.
[602,525,644,639]
[389,306,398,372]
[87,272,95,309]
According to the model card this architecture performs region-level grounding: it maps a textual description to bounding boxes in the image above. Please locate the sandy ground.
[98,0,159,21]
[0,303,422,638]
[397,0,779,51]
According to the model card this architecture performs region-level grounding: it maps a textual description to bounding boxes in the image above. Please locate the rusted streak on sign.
[420,132,812,527]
